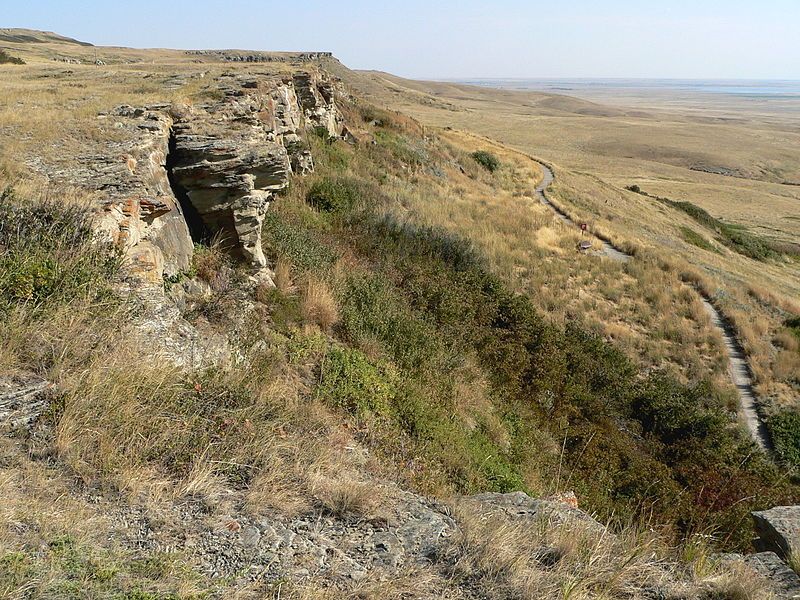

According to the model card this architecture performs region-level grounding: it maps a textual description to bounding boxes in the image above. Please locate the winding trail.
[533,162,771,452]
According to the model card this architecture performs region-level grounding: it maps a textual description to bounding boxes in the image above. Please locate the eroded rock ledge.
[92,70,342,282]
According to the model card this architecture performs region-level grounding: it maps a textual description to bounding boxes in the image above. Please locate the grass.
[627,186,785,262]
[261,121,797,547]
[0,50,25,65]
[336,64,800,453]
[679,225,717,253]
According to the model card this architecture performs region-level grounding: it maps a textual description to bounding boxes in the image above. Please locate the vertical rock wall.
[95,70,342,281]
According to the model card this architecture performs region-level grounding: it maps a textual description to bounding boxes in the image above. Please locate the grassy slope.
[329,64,800,470]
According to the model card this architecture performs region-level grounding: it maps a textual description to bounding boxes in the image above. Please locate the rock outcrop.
[753,506,800,560]
[50,70,341,283]
[109,71,341,277]
[744,552,800,599]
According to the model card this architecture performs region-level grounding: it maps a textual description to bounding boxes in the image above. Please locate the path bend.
[532,161,771,452]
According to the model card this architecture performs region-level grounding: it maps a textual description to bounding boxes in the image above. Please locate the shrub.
[0,50,25,65]
[680,226,716,252]
[306,177,365,214]
[262,211,337,273]
[339,273,438,371]
[471,150,500,173]
[769,410,800,468]
[0,188,119,312]
[317,346,396,415]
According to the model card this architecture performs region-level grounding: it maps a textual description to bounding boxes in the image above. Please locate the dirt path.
[534,165,629,262]
[534,162,771,452]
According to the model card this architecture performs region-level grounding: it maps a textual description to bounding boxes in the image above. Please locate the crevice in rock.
[166,130,209,246]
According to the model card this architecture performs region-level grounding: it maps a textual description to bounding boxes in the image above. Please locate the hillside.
[0,31,799,599]
[328,64,800,473]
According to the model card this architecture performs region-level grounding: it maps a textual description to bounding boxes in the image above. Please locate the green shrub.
[637,189,779,261]
[0,50,25,65]
[680,226,717,252]
[317,346,397,415]
[0,188,120,312]
[339,273,438,371]
[311,125,331,141]
[471,150,500,173]
[306,177,368,214]
[262,211,337,273]
[769,410,800,468]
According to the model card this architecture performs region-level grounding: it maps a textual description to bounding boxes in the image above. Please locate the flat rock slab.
[753,506,800,559]
[0,376,51,429]
[745,552,800,599]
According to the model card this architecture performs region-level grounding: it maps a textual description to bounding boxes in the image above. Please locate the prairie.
[0,31,798,597]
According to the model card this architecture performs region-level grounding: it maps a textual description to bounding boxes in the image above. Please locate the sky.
[4,0,800,79]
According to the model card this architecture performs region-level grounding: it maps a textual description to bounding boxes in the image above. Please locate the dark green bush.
[0,187,120,312]
[769,410,800,468]
[306,177,367,214]
[471,150,500,173]
[0,50,25,65]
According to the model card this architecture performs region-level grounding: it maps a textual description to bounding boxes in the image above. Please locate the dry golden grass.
[273,258,295,293]
[301,276,339,332]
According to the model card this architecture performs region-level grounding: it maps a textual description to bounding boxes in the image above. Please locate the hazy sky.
[5,0,799,79]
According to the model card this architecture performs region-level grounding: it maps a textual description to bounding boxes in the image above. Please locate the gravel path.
[533,162,771,452]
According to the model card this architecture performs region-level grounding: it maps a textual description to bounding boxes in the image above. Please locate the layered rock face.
[94,70,341,280]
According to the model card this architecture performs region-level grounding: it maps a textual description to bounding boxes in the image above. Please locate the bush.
[317,346,396,415]
[680,226,716,252]
[0,188,119,312]
[0,50,25,65]
[769,410,800,468]
[471,150,500,173]
[306,177,366,214]
[262,211,337,273]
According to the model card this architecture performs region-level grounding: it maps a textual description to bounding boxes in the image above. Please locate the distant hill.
[0,28,92,46]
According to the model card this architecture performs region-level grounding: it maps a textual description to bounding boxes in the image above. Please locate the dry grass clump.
[273,257,295,293]
[302,276,339,332]
[446,501,670,599]
[309,474,381,518]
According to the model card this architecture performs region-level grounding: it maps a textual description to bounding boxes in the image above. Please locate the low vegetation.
[0,50,24,65]
[1,53,798,596]
[626,185,795,262]
[471,150,500,173]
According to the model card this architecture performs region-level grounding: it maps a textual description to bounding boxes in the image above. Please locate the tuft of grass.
[301,276,339,331]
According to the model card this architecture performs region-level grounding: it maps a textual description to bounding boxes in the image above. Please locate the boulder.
[745,552,800,599]
[753,506,800,560]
